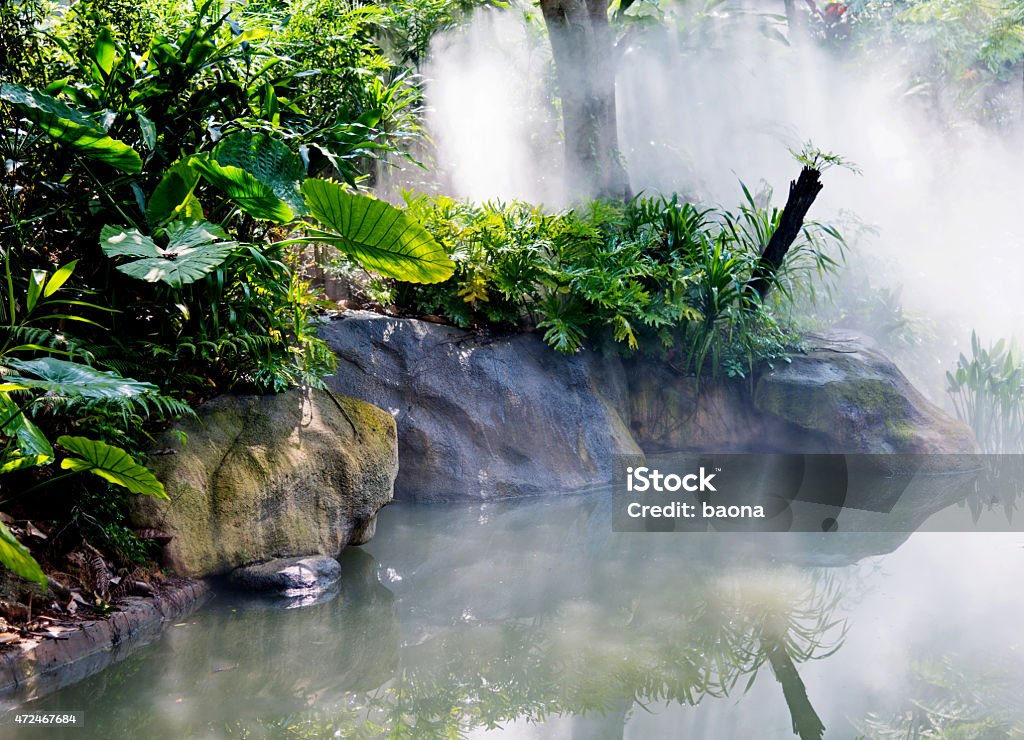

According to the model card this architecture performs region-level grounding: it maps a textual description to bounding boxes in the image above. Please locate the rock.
[321,315,972,500]
[0,581,209,707]
[625,333,976,461]
[754,332,977,456]
[626,360,825,453]
[321,311,641,502]
[229,556,341,595]
[130,388,398,577]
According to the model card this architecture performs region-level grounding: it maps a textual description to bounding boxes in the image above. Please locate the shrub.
[371,188,845,378]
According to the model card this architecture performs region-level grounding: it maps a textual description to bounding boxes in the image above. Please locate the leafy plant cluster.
[375,186,844,378]
[0,0,459,588]
[850,0,1024,125]
[947,331,1024,453]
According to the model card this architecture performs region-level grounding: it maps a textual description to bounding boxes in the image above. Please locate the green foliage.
[189,156,295,224]
[3,357,159,400]
[300,179,455,283]
[946,331,1024,453]
[789,143,861,176]
[0,83,142,173]
[855,0,1024,123]
[1,0,446,399]
[0,257,177,583]
[146,160,203,225]
[58,435,168,498]
[391,190,843,377]
[211,132,307,216]
[0,520,47,586]
[100,221,239,287]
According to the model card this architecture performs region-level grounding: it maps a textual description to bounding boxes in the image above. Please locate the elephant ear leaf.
[58,436,167,498]
[0,521,46,586]
[213,132,306,216]
[0,392,53,461]
[99,225,161,259]
[300,179,454,284]
[0,83,142,174]
[147,159,202,225]
[4,357,158,400]
[101,220,237,288]
[191,155,293,223]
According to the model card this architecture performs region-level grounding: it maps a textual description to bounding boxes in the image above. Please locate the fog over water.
[423,5,1024,360]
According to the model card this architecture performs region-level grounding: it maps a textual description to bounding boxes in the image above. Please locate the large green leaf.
[0,521,46,586]
[147,159,202,225]
[0,83,142,173]
[0,392,54,460]
[191,155,293,223]
[57,436,167,498]
[101,220,238,287]
[300,179,454,284]
[0,453,50,475]
[213,132,306,215]
[99,225,161,258]
[4,357,158,399]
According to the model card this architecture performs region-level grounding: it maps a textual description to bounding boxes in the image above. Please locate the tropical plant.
[389,186,843,378]
[946,331,1024,453]
[855,0,1024,123]
[3,40,454,392]
[0,259,173,585]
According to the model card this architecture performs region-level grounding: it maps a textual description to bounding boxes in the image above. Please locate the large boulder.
[322,315,972,501]
[131,388,397,577]
[627,333,976,458]
[753,333,977,455]
[321,312,641,502]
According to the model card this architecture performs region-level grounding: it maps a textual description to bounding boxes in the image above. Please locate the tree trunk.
[750,166,823,299]
[539,0,631,201]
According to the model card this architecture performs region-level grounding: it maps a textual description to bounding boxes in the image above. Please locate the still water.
[11,491,1024,738]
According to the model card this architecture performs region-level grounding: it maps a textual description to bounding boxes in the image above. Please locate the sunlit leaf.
[92,26,117,76]
[58,436,167,498]
[0,453,50,474]
[101,220,238,287]
[0,83,142,173]
[191,155,293,223]
[0,392,53,460]
[0,521,46,586]
[213,132,306,215]
[147,160,201,225]
[300,179,454,284]
[4,357,158,399]
[99,225,161,259]
[43,260,78,298]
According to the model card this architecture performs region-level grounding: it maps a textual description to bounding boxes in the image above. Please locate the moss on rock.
[130,388,398,577]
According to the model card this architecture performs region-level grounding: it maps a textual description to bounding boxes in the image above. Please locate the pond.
[7,489,1024,738]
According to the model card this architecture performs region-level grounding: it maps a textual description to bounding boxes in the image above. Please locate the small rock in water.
[229,556,341,596]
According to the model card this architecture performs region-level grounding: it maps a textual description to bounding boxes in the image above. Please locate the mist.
[423,10,565,205]
[420,3,1024,392]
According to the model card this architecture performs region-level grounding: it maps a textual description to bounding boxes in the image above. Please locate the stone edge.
[0,580,210,704]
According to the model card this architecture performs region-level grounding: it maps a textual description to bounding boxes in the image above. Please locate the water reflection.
[12,492,1024,738]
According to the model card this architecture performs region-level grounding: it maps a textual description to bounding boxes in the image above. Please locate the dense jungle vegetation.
[1,0,1023,599]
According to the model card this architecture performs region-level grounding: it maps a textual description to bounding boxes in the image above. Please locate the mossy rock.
[754,333,977,459]
[130,388,398,577]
